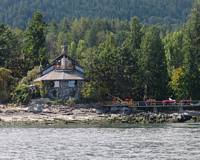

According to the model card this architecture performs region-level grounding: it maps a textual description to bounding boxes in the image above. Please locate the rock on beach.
[0,104,200,126]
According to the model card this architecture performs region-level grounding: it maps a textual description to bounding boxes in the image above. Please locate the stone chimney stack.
[61,45,67,55]
[61,45,67,69]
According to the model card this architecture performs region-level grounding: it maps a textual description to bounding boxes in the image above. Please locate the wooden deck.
[103,102,200,113]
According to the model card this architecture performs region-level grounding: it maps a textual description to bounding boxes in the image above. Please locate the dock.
[102,100,200,113]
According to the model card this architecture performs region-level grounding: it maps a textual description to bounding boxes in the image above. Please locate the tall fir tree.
[0,25,24,77]
[0,25,18,67]
[140,27,169,100]
[83,34,120,99]
[182,0,200,99]
[118,17,142,99]
[163,31,184,75]
[23,11,47,70]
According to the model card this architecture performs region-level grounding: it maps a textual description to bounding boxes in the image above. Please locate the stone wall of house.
[47,80,83,100]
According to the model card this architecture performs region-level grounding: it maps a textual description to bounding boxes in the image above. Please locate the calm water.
[0,123,200,160]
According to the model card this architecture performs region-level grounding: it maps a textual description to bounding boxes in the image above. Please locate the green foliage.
[163,31,184,75]
[13,84,31,104]
[117,17,142,99]
[169,68,185,99]
[83,34,120,100]
[20,66,40,84]
[140,27,169,100]
[82,19,142,100]
[0,25,24,77]
[65,97,76,106]
[1,1,200,103]
[181,1,200,99]
[0,0,192,28]
[0,68,13,102]
[23,11,47,70]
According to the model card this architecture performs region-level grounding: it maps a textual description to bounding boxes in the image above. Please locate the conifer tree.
[140,27,168,100]
[83,34,120,99]
[23,11,47,70]
[182,0,200,99]
[118,17,142,99]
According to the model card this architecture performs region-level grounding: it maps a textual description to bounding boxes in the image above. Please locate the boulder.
[28,104,43,113]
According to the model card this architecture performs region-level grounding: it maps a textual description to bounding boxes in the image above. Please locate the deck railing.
[105,99,200,108]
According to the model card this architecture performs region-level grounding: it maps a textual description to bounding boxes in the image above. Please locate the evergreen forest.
[0,0,200,104]
[0,0,192,28]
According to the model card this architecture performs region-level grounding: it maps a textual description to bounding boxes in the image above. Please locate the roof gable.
[41,53,84,76]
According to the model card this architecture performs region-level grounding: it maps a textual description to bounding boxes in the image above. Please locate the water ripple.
[0,123,200,160]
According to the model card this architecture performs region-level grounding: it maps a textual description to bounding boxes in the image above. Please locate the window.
[68,81,75,87]
[54,81,60,88]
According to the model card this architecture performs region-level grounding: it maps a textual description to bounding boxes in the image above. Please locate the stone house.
[34,46,84,100]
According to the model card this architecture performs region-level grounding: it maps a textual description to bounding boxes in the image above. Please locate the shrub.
[13,84,31,104]
[66,97,76,106]
[0,68,13,103]
[20,66,40,84]
[81,82,108,101]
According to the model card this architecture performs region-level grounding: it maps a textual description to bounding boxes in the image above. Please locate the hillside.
[0,0,193,28]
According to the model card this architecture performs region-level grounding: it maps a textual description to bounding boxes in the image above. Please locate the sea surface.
[0,123,200,160]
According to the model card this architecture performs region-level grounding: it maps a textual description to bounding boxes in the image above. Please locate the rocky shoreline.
[0,103,200,127]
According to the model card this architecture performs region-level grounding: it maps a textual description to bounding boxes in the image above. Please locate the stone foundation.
[46,80,83,100]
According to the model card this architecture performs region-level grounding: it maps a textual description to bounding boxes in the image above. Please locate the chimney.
[61,45,67,69]
[61,45,67,55]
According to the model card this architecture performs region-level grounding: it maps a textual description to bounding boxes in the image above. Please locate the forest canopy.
[0,0,200,103]
[0,0,193,28]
